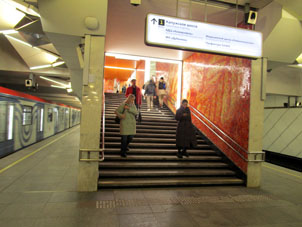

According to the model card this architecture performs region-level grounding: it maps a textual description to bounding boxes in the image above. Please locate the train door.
[53,107,59,133]
[0,101,14,158]
[36,104,44,141]
[65,108,70,129]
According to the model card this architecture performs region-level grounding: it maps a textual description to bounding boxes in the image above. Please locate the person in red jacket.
[125,79,142,109]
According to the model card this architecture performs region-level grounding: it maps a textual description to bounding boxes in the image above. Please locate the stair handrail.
[100,93,105,161]
[189,105,264,162]
[166,95,176,107]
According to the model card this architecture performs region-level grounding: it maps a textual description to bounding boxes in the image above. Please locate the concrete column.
[78,35,105,191]
[247,58,266,187]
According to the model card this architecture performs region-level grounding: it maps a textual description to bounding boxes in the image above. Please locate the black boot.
[177,149,183,158]
[121,149,127,158]
[182,148,189,157]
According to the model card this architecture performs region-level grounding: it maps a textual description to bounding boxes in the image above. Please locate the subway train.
[0,86,81,158]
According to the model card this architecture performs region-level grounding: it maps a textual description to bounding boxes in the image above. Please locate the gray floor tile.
[219,207,294,226]
[0,204,6,215]
[114,189,146,200]
[34,217,96,227]
[93,215,119,227]
[42,202,80,217]
[0,192,20,204]
[118,213,159,227]
[258,206,302,224]
[188,209,235,227]
[116,205,153,214]
[48,191,83,203]
[142,189,179,200]
[15,192,53,204]
[82,190,115,201]
[0,203,45,218]
[155,211,199,227]
[0,218,37,227]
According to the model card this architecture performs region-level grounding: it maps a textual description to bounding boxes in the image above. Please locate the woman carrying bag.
[115,94,138,157]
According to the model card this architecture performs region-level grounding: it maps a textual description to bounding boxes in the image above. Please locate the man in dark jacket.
[175,99,197,158]
[144,79,156,111]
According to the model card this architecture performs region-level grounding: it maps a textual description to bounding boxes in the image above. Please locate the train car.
[0,86,81,158]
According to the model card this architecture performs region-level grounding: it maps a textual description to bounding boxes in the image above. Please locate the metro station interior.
[0,0,302,226]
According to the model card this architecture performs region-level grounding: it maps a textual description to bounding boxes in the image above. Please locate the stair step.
[98,177,244,187]
[105,117,176,123]
[104,142,211,149]
[104,132,203,139]
[99,161,228,168]
[99,169,236,177]
[104,137,206,144]
[105,120,178,126]
[101,93,244,188]
[104,155,222,161]
[104,148,217,155]
[105,114,175,120]
[105,124,177,130]
[105,128,177,134]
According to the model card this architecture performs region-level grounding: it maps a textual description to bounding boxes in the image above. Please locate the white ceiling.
[1,0,302,107]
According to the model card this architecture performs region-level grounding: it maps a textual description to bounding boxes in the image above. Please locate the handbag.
[115,106,126,124]
[115,115,120,124]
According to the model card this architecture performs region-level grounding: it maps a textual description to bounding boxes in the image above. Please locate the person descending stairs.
[99,93,244,188]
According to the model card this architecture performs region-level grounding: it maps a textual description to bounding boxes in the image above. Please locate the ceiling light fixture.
[0,29,18,34]
[52,61,65,67]
[51,85,66,89]
[105,52,181,64]
[6,35,60,63]
[105,53,141,61]
[6,35,32,47]
[1,0,40,17]
[0,0,25,27]
[104,66,135,71]
[40,76,69,87]
[30,64,52,70]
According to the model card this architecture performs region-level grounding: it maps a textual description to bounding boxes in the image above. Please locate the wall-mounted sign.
[145,13,262,59]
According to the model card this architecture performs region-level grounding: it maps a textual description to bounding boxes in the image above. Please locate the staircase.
[99,93,244,188]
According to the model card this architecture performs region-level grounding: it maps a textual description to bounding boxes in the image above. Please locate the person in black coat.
[175,99,197,158]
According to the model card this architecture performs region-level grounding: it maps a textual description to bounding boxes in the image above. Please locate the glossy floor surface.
[0,126,301,227]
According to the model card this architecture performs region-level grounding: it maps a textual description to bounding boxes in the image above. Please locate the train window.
[47,108,53,122]
[0,103,6,142]
[22,106,32,125]
[7,104,14,140]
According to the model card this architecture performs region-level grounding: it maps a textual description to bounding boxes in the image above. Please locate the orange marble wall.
[156,62,179,113]
[104,79,115,93]
[183,53,251,172]
[104,79,127,93]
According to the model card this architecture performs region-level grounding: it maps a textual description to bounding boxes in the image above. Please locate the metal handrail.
[79,148,104,162]
[190,105,248,154]
[189,106,264,162]
[165,94,264,163]
[166,95,176,107]
[101,94,105,161]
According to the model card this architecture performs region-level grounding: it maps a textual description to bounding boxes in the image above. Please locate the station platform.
[0,126,301,227]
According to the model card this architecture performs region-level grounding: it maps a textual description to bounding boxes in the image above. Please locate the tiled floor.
[0,126,302,227]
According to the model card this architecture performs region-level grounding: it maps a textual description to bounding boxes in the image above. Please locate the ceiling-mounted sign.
[145,13,262,59]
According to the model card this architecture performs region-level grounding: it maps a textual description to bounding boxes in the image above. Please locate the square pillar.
[78,35,105,191]
[247,58,266,187]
